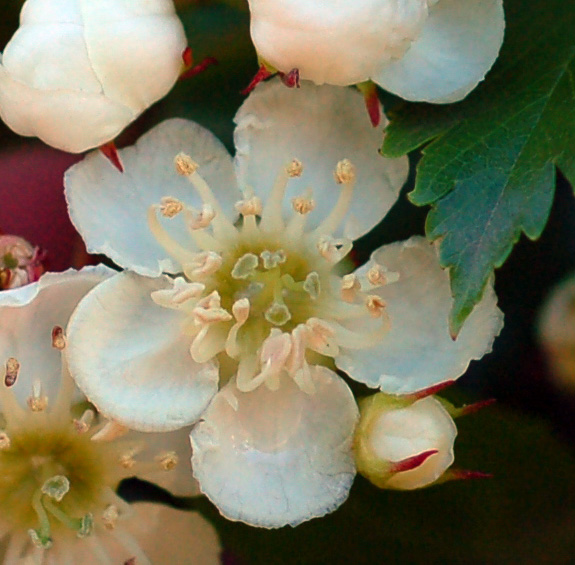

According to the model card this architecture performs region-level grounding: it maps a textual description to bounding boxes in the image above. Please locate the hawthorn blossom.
[247,0,505,103]
[0,0,187,153]
[0,235,44,290]
[64,80,503,527]
[0,268,220,563]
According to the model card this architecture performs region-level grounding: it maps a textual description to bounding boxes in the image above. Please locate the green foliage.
[185,403,575,563]
[382,0,575,335]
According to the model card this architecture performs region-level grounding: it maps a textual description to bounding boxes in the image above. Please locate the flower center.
[149,155,396,393]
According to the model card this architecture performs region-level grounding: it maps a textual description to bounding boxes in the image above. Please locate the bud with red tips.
[354,392,457,490]
[0,235,45,290]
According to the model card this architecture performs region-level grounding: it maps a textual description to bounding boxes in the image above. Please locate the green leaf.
[381,0,575,335]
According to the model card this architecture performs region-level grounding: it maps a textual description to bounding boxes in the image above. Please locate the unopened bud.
[354,394,457,490]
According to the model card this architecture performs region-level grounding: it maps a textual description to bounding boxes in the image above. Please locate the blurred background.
[2,1,575,562]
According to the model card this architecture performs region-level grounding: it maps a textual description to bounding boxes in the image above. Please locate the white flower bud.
[537,273,575,392]
[354,394,456,490]
[0,0,187,152]
[247,0,505,103]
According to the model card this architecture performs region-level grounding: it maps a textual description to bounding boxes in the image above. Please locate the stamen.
[231,253,259,279]
[102,505,119,530]
[261,249,286,270]
[91,421,129,443]
[303,272,320,299]
[174,153,237,240]
[341,274,361,302]
[190,324,229,363]
[292,196,315,215]
[74,409,96,434]
[41,475,70,502]
[366,295,386,318]
[4,357,19,387]
[155,451,178,471]
[51,326,66,350]
[29,489,53,549]
[183,251,223,281]
[119,450,137,470]
[260,161,301,232]
[159,196,184,218]
[366,264,400,287]
[313,159,356,237]
[184,203,216,230]
[151,278,205,310]
[225,298,250,358]
[27,380,48,412]
[286,325,316,394]
[235,196,263,217]
[317,236,353,263]
[305,318,340,357]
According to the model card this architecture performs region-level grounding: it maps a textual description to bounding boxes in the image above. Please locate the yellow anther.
[4,357,19,387]
[159,196,184,218]
[334,159,356,184]
[156,451,179,471]
[286,159,303,178]
[292,196,315,215]
[366,295,386,318]
[102,504,119,530]
[341,274,361,302]
[235,196,263,217]
[51,326,66,350]
[174,152,199,176]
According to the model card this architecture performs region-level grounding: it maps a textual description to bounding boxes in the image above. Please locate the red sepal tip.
[99,142,124,173]
[241,65,274,95]
[389,449,438,474]
[279,68,300,89]
[447,469,493,481]
[182,46,193,68]
[458,398,497,416]
[179,56,218,81]
[407,380,456,402]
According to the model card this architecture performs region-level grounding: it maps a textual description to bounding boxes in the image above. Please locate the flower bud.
[0,235,44,290]
[354,393,456,490]
[0,0,187,153]
[537,273,575,392]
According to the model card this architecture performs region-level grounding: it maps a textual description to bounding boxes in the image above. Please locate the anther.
[367,264,399,287]
[186,203,216,229]
[102,505,119,530]
[73,409,96,434]
[151,278,205,309]
[4,357,19,387]
[119,451,137,470]
[334,159,356,184]
[235,196,263,217]
[366,295,386,318]
[184,251,223,280]
[91,421,129,442]
[231,253,259,279]
[292,196,315,214]
[156,451,179,471]
[261,249,286,270]
[52,326,66,350]
[27,380,48,412]
[317,236,353,263]
[0,431,11,450]
[287,159,303,178]
[159,196,184,218]
[174,152,199,176]
[303,272,321,299]
[341,274,361,302]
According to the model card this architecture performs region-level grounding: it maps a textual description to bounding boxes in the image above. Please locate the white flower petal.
[337,236,503,393]
[0,266,113,405]
[190,366,358,528]
[0,66,134,153]
[248,0,428,86]
[126,503,221,565]
[65,119,239,276]
[373,0,505,103]
[66,271,219,431]
[82,1,186,110]
[234,80,408,239]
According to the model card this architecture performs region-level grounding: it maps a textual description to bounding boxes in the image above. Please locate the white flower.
[0,234,44,290]
[0,0,187,153]
[247,0,505,103]
[0,268,220,563]
[64,79,502,527]
[354,393,457,490]
[537,273,575,392]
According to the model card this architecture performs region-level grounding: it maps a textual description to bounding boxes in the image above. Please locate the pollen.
[174,152,199,176]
